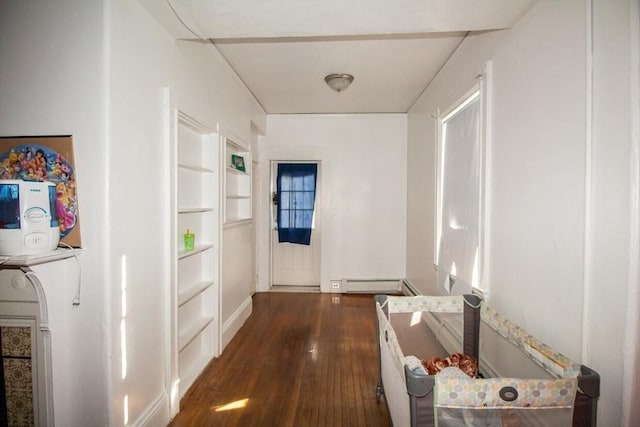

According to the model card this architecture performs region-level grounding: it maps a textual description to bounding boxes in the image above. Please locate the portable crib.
[374,294,600,426]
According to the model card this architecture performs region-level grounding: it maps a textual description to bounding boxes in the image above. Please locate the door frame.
[269,160,322,289]
[251,159,259,295]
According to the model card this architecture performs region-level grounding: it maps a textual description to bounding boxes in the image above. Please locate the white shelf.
[223,218,252,227]
[178,350,212,399]
[178,280,215,307]
[178,168,216,209]
[179,207,214,214]
[226,166,249,175]
[178,315,215,352]
[224,197,251,224]
[223,137,252,224]
[178,121,216,171]
[179,163,215,173]
[172,107,221,401]
[179,355,209,389]
[178,243,214,260]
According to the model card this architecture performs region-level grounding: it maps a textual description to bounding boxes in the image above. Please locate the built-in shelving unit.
[223,137,252,225]
[173,112,220,400]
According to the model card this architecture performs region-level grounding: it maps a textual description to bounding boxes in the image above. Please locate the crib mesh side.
[480,304,582,379]
[376,301,406,382]
[434,376,578,427]
[436,407,574,427]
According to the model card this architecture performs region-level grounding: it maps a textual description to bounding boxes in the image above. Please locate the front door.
[271,161,321,287]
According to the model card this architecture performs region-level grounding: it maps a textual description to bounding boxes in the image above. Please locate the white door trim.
[269,160,321,289]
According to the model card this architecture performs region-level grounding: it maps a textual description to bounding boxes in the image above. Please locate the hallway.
[169,292,390,426]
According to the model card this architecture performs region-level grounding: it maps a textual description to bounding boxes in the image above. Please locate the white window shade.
[437,90,481,293]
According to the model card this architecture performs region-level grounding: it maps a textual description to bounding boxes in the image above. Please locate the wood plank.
[169,292,391,426]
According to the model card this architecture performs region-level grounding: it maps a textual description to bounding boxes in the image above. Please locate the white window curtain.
[436,90,481,293]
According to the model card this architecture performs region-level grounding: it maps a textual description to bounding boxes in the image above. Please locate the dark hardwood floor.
[169,292,391,426]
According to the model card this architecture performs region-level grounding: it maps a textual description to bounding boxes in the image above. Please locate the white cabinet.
[223,137,252,224]
[173,112,220,400]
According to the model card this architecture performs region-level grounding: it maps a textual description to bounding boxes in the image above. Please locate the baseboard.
[222,296,252,351]
[401,279,421,296]
[132,391,170,427]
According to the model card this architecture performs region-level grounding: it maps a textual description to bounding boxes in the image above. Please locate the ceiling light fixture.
[324,73,354,92]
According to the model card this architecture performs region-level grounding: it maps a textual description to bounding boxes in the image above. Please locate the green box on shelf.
[231,154,246,172]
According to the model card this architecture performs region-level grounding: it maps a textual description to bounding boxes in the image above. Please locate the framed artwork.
[231,154,246,172]
[0,135,82,247]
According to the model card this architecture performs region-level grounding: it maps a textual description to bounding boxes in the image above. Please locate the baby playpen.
[375,294,599,426]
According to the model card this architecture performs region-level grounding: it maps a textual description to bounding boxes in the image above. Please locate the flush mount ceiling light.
[324,73,354,92]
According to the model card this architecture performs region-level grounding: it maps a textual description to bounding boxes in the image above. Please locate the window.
[435,86,485,294]
[276,163,317,245]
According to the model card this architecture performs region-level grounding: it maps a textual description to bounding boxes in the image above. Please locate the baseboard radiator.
[342,279,402,294]
[339,278,421,295]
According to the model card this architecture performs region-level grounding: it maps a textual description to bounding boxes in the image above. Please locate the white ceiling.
[142,0,537,114]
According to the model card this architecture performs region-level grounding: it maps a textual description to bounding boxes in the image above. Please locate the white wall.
[107,2,176,425]
[109,2,265,424]
[0,0,265,425]
[0,1,109,425]
[261,114,407,292]
[587,0,638,423]
[221,223,253,348]
[489,0,587,359]
[406,1,638,425]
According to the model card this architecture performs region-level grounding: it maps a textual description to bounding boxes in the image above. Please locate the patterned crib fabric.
[386,295,470,314]
[435,376,577,408]
[480,304,582,378]
[434,376,578,427]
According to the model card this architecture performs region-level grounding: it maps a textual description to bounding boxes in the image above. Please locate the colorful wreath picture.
[0,144,78,238]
